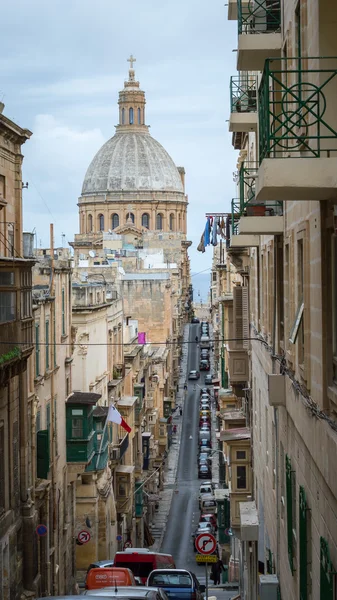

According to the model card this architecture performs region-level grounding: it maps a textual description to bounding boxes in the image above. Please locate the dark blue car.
[147,569,205,600]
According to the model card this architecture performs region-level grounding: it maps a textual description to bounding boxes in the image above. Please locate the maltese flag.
[107,404,131,433]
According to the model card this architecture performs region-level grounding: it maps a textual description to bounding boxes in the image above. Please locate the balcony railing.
[238,0,281,35]
[259,57,337,161]
[230,75,257,113]
[231,163,283,234]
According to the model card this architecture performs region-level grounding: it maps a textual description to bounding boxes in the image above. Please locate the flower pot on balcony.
[246,205,266,217]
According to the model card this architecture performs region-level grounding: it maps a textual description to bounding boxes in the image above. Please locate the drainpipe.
[49,224,57,593]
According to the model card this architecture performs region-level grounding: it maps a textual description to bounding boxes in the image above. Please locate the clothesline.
[197,213,229,253]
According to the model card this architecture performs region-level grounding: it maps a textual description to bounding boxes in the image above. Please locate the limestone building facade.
[218,1,337,598]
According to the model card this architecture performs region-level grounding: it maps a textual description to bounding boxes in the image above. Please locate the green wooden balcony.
[229,75,258,134]
[256,57,337,202]
[237,0,282,70]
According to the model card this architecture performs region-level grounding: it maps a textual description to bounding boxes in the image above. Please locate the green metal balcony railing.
[238,0,281,35]
[259,57,337,161]
[231,163,283,236]
[230,75,257,113]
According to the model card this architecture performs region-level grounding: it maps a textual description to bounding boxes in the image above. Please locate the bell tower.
[116,55,148,132]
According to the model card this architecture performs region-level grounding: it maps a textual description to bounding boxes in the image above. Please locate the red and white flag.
[107,404,131,433]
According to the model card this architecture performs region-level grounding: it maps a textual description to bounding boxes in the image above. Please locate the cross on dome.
[127,54,136,69]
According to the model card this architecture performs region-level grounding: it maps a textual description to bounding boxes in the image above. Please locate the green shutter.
[286,454,294,574]
[53,314,56,367]
[35,324,40,377]
[135,481,143,517]
[45,320,49,370]
[54,398,58,456]
[36,430,49,479]
[62,288,65,335]
[299,486,308,600]
[320,537,335,600]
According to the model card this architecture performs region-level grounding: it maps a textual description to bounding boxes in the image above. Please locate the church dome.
[82,131,184,195]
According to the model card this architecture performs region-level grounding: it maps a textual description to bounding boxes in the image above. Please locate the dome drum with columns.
[79,57,187,237]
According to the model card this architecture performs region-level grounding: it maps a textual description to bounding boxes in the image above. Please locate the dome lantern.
[117,55,148,132]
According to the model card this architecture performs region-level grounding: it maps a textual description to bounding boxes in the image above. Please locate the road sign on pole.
[195,533,217,555]
[195,554,217,563]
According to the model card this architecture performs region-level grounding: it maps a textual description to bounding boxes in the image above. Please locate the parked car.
[188,370,200,380]
[199,417,211,427]
[199,387,210,397]
[199,485,214,505]
[198,447,212,458]
[199,452,212,463]
[199,410,211,420]
[200,349,209,358]
[199,439,212,451]
[87,560,114,574]
[191,317,200,323]
[199,360,210,371]
[199,513,217,531]
[199,425,211,433]
[84,587,169,600]
[200,495,217,515]
[198,463,212,479]
[147,569,205,600]
[205,374,213,385]
[200,480,215,490]
[85,567,136,590]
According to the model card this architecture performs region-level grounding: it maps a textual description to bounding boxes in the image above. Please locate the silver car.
[83,586,169,600]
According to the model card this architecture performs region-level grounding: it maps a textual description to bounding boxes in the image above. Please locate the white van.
[200,495,217,515]
[200,335,210,350]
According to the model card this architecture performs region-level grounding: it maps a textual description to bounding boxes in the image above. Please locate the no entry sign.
[195,532,217,555]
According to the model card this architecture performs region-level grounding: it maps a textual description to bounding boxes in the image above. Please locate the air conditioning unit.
[109,447,120,461]
[259,575,279,600]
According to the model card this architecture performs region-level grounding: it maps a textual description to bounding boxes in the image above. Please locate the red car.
[199,513,217,531]
[199,417,211,427]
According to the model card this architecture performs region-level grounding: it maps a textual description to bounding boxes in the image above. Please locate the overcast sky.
[2,0,238,284]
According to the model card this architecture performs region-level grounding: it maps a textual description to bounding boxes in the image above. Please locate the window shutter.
[36,430,49,479]
[233,286,249,349]
[0,424,5,513]
[286,454,294,574]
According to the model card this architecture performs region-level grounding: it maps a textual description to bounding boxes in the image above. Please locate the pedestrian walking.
[211,558,225,585]
[179,407,182,416]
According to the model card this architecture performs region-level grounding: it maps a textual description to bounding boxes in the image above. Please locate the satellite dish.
[89,250,95,258]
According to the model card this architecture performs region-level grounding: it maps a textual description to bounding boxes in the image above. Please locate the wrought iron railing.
[230,75,257,113]
[238,0,281,35]
[259,57,337,161]
[231,163,283,235]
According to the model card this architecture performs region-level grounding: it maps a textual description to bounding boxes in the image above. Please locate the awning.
[220,427,251,442]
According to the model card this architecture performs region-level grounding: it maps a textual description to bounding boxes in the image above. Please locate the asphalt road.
[161,324,234,600]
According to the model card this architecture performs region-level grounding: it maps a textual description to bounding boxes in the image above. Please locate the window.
[118,475,127,496]
[156,213,163,230]
[0,272,14,285]
[129,107,134,124]
[112,213,119,229]
[138,107,141,124]
[62,288,65,336]
[298,239,304,364]
[122,108,125,125]
[45,320,50,371]
[286,454,296,574]
[299,486,311,600]
[142,213,150,229]
[236,450,246,460]
[0,292,16,322]
[237,465,247,489]
[71,418,83,438]
[0,422,5,514]
[98,214,104,231]
[178,213,181,230]
[88,214,93,232]
[35,324,40,377]
[126,212,135,224]
[169,213,175,231]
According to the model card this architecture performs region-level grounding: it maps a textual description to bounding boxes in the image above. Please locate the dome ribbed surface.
[82,132,183,195]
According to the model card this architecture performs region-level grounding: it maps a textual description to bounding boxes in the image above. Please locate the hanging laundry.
[197,232,206,253]
[211,217,218,246]
[204,217,211,246]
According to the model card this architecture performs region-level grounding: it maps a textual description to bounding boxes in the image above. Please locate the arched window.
[98,214,104,231]
[112,213,119,229]
[169,213,175,231]
[156,213,163,231]
[142,213,150,229]
[122,108,125,125]
[126,212,135,224]
[138,108,141,124]
[178,213,181,231]
[129,107,134,125]
[88,214,93,232]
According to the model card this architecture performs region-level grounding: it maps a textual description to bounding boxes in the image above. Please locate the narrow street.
[161,324,234,600]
